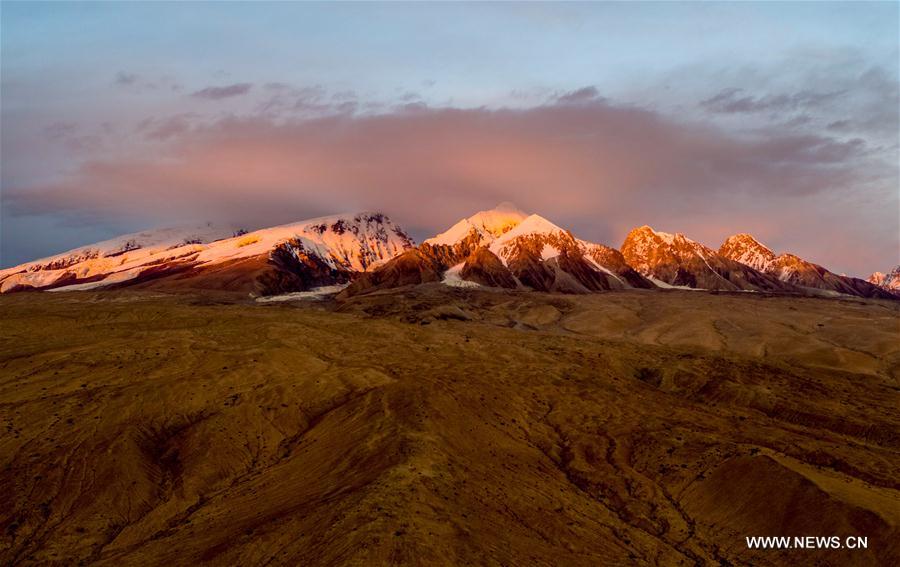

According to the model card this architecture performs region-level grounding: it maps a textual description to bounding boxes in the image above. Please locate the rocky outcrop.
[459,247,517,289]
[339,249,445,297]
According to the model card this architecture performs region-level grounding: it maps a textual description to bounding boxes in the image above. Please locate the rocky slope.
[719,234,893,299]
[621,226,793,292]
[0,213,414,295]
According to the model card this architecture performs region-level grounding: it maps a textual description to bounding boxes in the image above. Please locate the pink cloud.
[5,99,896,276]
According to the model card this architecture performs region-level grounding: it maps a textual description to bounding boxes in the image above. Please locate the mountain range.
[1,204,895,299]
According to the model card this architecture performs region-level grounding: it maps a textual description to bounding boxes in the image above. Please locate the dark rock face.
[459,248,517,289]
[831,275,895,300]
[339,249,445,298]
[420,228,490,268]
[267,238,354,291]
[584,244,655,289]
[553,253,620,292]
[144,239,358,297]
[507,253,607,293]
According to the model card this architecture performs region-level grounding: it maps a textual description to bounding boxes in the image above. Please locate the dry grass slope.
[1,287,898,565]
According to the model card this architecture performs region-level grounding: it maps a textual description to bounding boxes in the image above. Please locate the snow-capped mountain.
[868,266,900,294]
[0,213,414,295]
[719,234,892,299]
[621,226,792,292]
[344,205,653,296]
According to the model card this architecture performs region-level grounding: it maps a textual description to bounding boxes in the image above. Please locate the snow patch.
[540,244,561,260]
[441,263,481,288]
[648,276,703,290]
[255,284,349,302]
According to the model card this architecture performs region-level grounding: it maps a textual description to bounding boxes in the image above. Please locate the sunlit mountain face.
[4,203,892,299]
[1,2,897,279]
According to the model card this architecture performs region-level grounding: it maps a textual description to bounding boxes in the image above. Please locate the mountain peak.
[424,205,528,246]
[625,225,694,248]
[719,233,776,272]
[499,213,565,240]
[629,225,656,235]
[722,233,772,250]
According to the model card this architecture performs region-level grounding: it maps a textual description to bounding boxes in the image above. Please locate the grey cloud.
[191,83,253,100]
[114,71,138,86]
[40,122,104,154]
[556,86,604,105]
[332,90,357,101]
[43,121,78,141]
[114,72,183,93]
[257,84,360,116]
[700,88,845,114]
[136,113,198,141]
[263,82,291,92]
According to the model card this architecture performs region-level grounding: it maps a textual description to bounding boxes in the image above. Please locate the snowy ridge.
[0,212,414,293]
[0,223,233,278]
[192,212,412,272]
[0,224,236,293]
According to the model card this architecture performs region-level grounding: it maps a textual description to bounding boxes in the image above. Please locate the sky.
[1,1,898,277]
